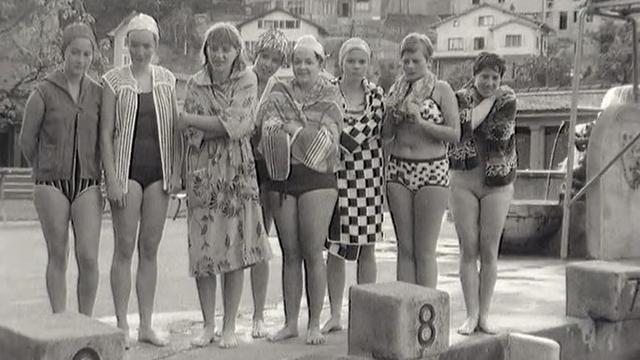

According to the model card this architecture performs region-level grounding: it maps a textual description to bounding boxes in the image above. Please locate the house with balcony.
[432,4,553,80]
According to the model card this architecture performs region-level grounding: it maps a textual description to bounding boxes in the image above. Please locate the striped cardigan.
[103,65,178,193]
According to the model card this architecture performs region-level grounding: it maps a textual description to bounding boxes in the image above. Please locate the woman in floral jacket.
[178,23,271,349]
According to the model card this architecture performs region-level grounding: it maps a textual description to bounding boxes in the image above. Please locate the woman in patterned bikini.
[256,35,343,345]
[20,23,103,317]
[322,37,385,334]
[448,52,517,335]
[101,13,181,347]
[382,33,460,288]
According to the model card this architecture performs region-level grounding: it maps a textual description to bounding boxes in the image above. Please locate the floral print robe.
[183,68,271,277]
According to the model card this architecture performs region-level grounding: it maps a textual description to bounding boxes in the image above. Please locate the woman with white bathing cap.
[256,34,343,345]
[322,37,385,334]
[101,13,181,347]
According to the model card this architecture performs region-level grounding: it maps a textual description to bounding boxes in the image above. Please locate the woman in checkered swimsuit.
[381,33,460,288]
[321,38,385,334]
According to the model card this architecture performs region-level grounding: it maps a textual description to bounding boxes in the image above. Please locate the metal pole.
[631,16,638,103]
[560,7,588,259]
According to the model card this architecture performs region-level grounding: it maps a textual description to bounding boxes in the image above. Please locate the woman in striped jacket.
[100,13,181,347]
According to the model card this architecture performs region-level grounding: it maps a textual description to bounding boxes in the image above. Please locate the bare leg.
[478,185,513,334]
[71,187,102,316]
[449,186,481,335]
[386,183,415,284]
[34,185,71,313]
[413,186,449,288]
[299,189,337,345]
[192,276,217,347]
[219,269,244,348]
[321,253,344,334]
[357,245,377,284]
[251,189,272,338]
[136,181,169,347]
[268,193,301,342]
[110,181,143,346]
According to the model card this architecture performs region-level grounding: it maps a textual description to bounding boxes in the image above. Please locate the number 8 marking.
[418,304,436,347]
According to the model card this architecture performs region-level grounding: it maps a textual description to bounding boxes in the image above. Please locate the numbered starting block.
[0,312,125,360]
[566,261,640,321]
[348,281,450,360]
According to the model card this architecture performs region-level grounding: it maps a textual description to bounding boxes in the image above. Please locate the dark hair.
[400,33,433,60]
[473,52,506,77]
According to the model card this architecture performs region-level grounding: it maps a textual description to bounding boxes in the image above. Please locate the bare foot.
[138,327,169,347]
[219,330,239,349]
[321,317,343,334]
[457,317,478,336]
[252,319,268,339]
[478,318,497,335]
[191,325,218,348]
[267,325,299,342]
[306,328,326,345]
[121,330,132,350]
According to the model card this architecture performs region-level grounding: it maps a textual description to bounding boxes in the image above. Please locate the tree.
[444,60,474,91]
[588,20,636,85]
[512,39,573,89]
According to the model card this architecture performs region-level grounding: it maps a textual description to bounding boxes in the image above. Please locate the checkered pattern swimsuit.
[325,79,385,261]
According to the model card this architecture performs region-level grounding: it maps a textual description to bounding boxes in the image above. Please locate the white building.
[433,4,553,79]
[236,8,328,59]
[107,11,139,67]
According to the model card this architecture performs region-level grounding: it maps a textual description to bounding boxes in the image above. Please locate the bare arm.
[99,85,118,186]
[19,91,45,165]
[415,81,461,143]
[471,96,496,130]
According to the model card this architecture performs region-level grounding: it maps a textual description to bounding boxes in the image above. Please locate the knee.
[138,240,160,263]
[49,250,69,271]
[396,242,413,259]
[114,239,135,262]
[479,245,499,266]
[282,251,302,267]
[415,250,437,264]
[302,248,324,267]
[460,247,479,264]
[77,252,99,274]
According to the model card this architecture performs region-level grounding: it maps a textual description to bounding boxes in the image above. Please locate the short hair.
[400,33,433,60]
[473,52,506,77]
[61,22,97,57]
[201,22,248,72]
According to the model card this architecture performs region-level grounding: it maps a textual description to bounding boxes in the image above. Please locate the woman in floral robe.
[178,23,271,349]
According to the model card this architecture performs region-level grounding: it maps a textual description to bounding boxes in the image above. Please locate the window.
[258,20,263,28]
[478,15,494,26]
[573,11,578,22]
[285,20,299,28]
[122,54,131,65]
[453,20,460,27]
[559,11,568,30]
[355,0,371,12]
[448,37,464,51]
[498,0,505,3]
[472,0,480,4]
[338,0,351,17]
[505,34,522,47]
[547,0,554,9]
[474,37,485,50]
[287,1,305,15]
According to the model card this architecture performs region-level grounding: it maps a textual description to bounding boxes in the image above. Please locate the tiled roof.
[516,89,607,112]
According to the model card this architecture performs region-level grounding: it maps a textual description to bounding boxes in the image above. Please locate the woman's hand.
[175,111,190,132]
[168,171,183,195]
[106,179,126,209]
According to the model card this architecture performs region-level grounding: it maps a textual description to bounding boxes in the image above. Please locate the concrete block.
[567,261,640,321]
[348,281,450,360]
[0,312,126,360]
[505,333,560,360]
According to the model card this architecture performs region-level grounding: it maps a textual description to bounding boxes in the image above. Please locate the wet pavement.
[0,208,571,359]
